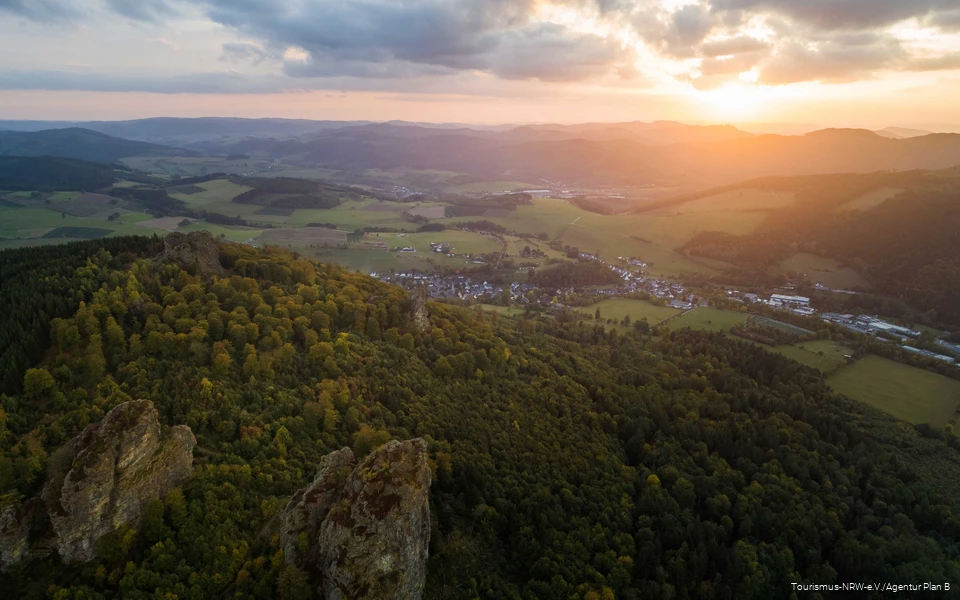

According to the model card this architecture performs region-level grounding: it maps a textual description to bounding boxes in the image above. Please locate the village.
[372,248,960,365]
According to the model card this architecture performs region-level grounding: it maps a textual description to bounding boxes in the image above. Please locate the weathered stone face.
[411,287,430,332]
[42,400,196,563]
[318,438,432,600]
[278,447,356,569]
[157,231,224,276]
[278,439,432,600]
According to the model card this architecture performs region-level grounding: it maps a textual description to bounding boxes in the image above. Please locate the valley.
[3,118,960,599]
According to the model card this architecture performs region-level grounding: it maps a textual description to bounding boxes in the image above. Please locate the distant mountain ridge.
[2,119,960,187]
[0,128,192,163]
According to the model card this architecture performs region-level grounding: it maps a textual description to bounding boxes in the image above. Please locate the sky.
[2,0,960,130]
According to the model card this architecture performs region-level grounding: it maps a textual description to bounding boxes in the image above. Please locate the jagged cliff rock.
[279,439,432,599]
[411,286,430,332]
[318,438,432,600]
[278,447,355,568]
[42,400,196,563]
[157,230,224,275]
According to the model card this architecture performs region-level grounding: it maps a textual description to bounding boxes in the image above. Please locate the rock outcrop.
[411,286,430,332]
[157,230,224,275]
[42,400,196,563]
[278,447,355,568]
[278,438,432,600]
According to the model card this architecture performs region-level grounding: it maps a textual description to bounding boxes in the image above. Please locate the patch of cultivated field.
[405,204,448,219]
[309,248,438,273]
[42,226,112,239]
[837,187,903,212]
[437,198,724,276]
[665,307,748,332]
[138,217,194,231]
[770,340,851,373]
[386,231,503,255]
[827,355,960,427]
[286,200,415,231]
[778,253,872,290]
[171,179,252,208]
[478,304,530,317]
[258,227,348,247]
[579,299,682,325]
[651,189,795,216]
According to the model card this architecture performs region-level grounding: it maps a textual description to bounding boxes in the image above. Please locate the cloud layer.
[1,0,959,94]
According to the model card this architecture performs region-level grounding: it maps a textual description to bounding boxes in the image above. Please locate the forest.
[2,237,960,599]
[0,157,121,192]
[682,170,960,326]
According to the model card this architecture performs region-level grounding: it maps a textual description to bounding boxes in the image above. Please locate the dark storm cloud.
[711,0,959,31]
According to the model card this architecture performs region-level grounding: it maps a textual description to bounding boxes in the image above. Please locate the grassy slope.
[664,307,748,332]
[579,299,682,325]
[827,355,960,427]
[777,253,872,290]
[770,340,851,373]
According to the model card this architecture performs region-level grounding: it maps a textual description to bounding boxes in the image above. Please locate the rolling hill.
[0,156,121,191]
[0,128,192,163]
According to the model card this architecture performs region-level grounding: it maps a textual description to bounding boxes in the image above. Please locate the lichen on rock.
[278,447,355,569]
[318,438,432,600]
[278,438,432,600]
[42,400,196,563]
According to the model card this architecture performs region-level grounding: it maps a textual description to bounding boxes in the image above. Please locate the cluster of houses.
[372,272,508,302]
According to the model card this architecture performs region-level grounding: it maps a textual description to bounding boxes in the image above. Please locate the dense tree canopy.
[1,239,960,599]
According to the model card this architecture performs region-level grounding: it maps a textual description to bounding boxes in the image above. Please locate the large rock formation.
[278,447,355,569]
[410,286,430,332]
[42,400,196,563]
[278,438,432,600]
[157,230,224,275]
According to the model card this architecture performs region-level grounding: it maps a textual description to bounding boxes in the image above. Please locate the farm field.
[837,187,903,212]
[579,299,682,325]
[769,340,851,372]
[257,227,347,247]
[651,188,795,216]
[307,248,440,273]
[665,307,748,332]
[171,179,252,208]
[749,316,813,335]
[42,226,112,239]
[437,198,727,276]
[0,207,166,240]
[478,304,531,317]
[827,355,960,426]
[285,200,415,231]
[383,231,503,255]
[777,253,872,290]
